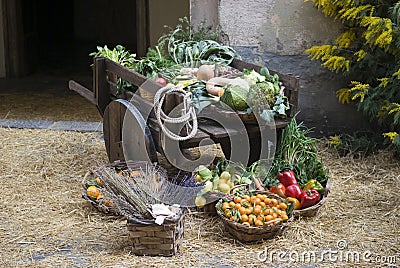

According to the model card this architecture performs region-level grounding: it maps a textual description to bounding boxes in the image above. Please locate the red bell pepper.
[300,189,321,209]
[277,169,297,187]
[285,184,303,199]
[270,183,286,198]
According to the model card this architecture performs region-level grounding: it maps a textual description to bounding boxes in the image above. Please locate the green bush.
[305,0,400,155]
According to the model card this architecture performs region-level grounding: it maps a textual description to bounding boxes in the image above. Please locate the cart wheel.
[103,99,158,163]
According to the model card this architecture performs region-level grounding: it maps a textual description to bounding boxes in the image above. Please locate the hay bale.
[0,128,399,267]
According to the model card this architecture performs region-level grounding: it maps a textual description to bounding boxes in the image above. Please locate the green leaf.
[241,177,252,185]
[260,66,270,80]
[191,87,220,112]
[394,111,400,125]
[260,109,274,122]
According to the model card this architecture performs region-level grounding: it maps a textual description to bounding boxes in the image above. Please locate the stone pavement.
[0,119,103,132]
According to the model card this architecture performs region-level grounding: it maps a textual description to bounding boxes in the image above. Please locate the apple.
[155,77,167,86]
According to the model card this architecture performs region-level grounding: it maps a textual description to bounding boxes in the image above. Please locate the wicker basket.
[81,189,120,216]
[126,209,185,256]
[81,160,168,216]
[197,190,226,216]
[81,171,121,216]
[293,178,332,217]
[216,185,293,242]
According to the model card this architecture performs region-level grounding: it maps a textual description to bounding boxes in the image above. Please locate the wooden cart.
[69,57,299,167]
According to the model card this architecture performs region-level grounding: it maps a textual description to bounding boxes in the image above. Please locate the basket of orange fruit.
[215,184,294,242]
[82,170,120,215]
[81,160,143,215]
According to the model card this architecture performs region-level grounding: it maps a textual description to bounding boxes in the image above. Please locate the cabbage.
[197,165,213,180]
[220,85,249,111]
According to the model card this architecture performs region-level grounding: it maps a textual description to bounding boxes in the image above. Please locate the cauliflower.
[243,70,266,86]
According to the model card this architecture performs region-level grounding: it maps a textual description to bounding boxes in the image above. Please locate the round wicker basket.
[292,178,331,217]
[81,171,120,216]
[215,185,293,242]
[197,190,227,215]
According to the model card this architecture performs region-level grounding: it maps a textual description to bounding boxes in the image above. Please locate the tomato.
[155,77,167,86]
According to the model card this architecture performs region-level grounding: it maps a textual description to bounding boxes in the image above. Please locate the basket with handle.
[292,178,332,217]
[215,184,293,242]
[126,208,185,256]
[82,160,185,256]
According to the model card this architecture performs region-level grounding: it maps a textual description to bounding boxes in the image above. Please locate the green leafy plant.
[89,45,136,68]
[157,17,240,66]
[328,131,384,158]
[89,45,137,95]
[263,117,329,188]
[305,0,400,155]
[158,17,219,46]
[134,46,175,78]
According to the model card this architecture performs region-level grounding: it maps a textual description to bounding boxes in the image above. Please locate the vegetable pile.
[192,116,330,213]
[259,117,329,211]
[89,18,290,121]
[271,167,323,210]
[193,159,253,208]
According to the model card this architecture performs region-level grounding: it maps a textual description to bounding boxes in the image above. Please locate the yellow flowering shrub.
[306,0,400,153]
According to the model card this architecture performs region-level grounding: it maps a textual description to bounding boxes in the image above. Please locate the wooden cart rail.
[69,57,299,166]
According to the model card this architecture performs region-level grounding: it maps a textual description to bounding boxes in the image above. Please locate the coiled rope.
[153,85,198,141]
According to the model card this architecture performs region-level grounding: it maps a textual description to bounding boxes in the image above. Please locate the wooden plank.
[68,80,96,105]
[103,102,111,161]
[94,57,110,116]
[147,117,210,150]
[109,101,124,162]
[136,0,149,58]
[163,93,179,116]
[287,79,299,117]
[105,58,148,87]
[198,118,258,140]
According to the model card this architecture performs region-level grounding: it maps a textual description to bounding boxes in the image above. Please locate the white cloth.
[150,204,180,225]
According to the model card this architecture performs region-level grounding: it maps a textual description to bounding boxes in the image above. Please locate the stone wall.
[191,0,371,134]
[148,0,190,47]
